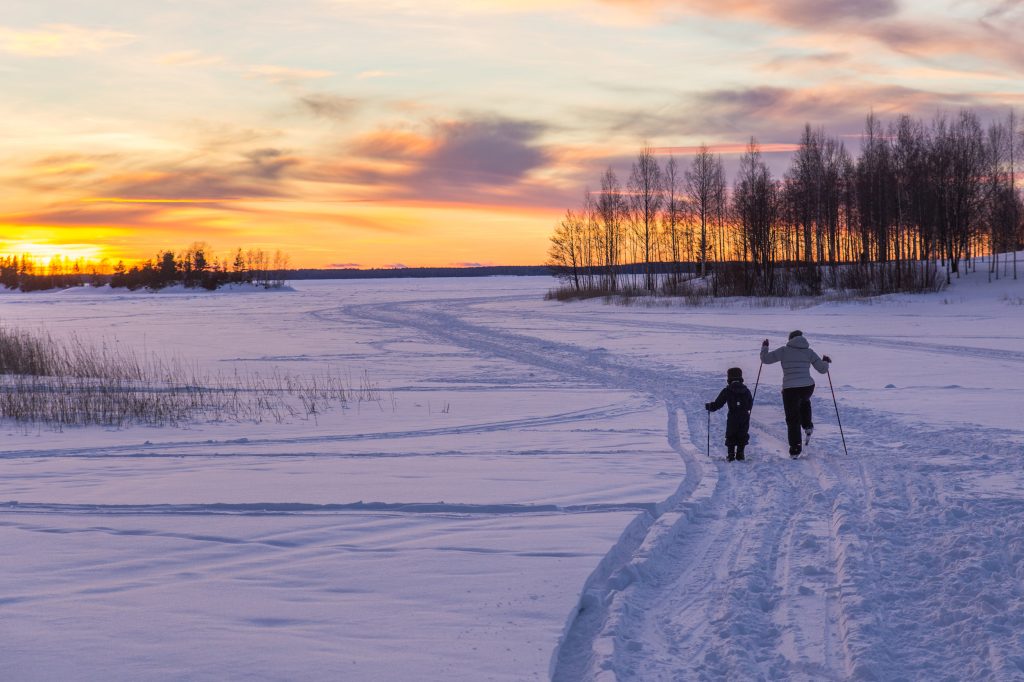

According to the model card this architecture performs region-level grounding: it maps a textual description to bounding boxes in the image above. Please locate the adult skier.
[760,330,831,458]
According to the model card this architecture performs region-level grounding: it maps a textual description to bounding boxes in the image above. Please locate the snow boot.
[789,444,801,458]
[804,426,813,445]
[736,446,745,461]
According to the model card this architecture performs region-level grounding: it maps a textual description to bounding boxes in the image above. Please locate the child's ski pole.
[707,409,711,458]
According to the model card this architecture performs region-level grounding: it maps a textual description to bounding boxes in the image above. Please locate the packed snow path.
[340,292,1024,681]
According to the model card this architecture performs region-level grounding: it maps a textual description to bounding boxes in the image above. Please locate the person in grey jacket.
[760,330,831,457]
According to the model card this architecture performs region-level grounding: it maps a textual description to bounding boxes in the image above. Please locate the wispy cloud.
[858,17,1024,72]
[299,93,363,120]
[672,0,898,27]
[248,64,334,84]
[593,0,897,28]
[581,83,1003,144]
[980,0,1024,22]
[600,0,1024,75]
[0,23,135,57]
[244,149,301,180]
[356,70,399,79]
[326,0,591,15]
[649,143,801,155]
[10,148,298,202]
[759,51,850,73]
[4,204,160,227]
[98,166,288,203]
[159,50,224,67]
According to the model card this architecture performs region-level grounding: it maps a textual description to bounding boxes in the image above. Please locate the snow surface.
[2,266,1023,680]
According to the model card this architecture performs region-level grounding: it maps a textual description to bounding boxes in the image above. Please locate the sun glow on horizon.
[0,241,108,264]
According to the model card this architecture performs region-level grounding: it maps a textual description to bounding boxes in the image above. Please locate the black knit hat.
[789,329,803,340]
[727,367,743,382]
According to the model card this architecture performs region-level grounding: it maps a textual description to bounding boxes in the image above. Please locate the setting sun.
[0,240,107,264]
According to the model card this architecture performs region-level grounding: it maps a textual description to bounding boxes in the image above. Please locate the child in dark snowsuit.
[705,367,754,461]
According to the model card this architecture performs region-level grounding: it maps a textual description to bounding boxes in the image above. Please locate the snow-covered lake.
[2,271,1023,680]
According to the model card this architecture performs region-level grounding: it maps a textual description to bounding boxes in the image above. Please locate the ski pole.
[707,409,711,458]
[751,361,763,407]
[827,368,849,456]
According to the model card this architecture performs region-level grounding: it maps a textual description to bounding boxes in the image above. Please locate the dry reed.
[0,325,380,428]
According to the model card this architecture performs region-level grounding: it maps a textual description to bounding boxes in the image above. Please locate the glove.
[762,339,769,347]
[704,402,713,411]
[822,355,831,363]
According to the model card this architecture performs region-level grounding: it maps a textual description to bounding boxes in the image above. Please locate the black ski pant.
[781,385,815,448]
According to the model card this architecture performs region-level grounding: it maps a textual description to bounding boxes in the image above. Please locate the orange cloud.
[84,197,227,204]
[348,129,436,158]
[296,114,573,211]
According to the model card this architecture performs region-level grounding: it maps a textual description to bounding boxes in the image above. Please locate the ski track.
[511,308,1024,365]
[0,400,645,460]
[2,500,658,517]
[328,294,1024,681]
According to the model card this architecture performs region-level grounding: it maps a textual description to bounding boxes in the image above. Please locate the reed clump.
[0,325,380,428]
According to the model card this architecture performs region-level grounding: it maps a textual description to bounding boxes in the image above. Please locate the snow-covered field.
[1,269,1023,680]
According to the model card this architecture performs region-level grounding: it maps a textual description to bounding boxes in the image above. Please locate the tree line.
[549,109,1024,297]
[1,245,290,292]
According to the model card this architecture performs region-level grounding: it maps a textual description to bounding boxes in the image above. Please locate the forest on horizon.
[549,109,1024,298]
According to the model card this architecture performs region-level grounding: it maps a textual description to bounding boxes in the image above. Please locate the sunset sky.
[2,0,1023,268]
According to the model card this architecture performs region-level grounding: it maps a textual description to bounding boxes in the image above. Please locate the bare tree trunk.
[687,144,723,278]
[628,146,664,292]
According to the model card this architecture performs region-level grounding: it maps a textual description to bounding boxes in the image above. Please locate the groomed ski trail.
[335,297,852,679]
[333,295,1024,681]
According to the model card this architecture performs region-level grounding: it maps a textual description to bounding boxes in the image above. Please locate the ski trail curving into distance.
[328,298,735,678]
[326,295,1024,680]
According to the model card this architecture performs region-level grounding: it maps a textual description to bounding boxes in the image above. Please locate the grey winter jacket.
[760,335,830,389]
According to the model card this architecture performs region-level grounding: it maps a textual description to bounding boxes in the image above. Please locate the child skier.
[705,367,754,461]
